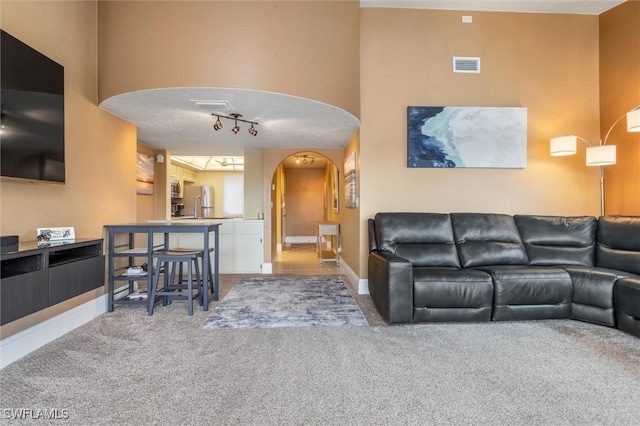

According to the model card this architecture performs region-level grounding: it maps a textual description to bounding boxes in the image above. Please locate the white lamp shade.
[550,135,577,156]
[586,145,616,166]
[627,108,640,132]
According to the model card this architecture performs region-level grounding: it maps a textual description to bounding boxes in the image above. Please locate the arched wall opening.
[263,149,345,267]
[269,151,342,265]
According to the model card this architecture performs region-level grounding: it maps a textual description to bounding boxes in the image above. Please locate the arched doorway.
[271,151,341,275]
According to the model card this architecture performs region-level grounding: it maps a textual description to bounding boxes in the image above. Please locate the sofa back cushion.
[514,215,596,266]
[450,213,529,267]
[596,216,640,274]
[374,213,460,268]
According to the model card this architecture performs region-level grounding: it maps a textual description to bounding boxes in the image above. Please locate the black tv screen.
[1,30,65,183]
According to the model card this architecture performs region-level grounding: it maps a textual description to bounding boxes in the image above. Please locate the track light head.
[248,124,258,136]
[213,116,223,131]
[231,114,240,134]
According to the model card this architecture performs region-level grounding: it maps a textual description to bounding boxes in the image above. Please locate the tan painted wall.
[284,168,325,237]
[244,150,265,220]
[0,1,137,337]
[600,1,640,215]
[97,0,360,117]
[341,132,360,275]
[271,165,285,252]
[359,9,602,277]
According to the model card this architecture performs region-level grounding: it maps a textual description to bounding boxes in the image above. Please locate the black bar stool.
[166,247,215,306]
[149,250,202,316]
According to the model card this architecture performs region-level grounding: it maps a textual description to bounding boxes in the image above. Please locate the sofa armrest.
[368,250,413,323]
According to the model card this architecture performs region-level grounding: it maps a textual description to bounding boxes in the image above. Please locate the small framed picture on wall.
[136,152,155,195]
[332,164,339,213]
[344,151,358,208]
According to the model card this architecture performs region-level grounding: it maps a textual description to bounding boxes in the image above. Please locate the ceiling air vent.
[453,57,480,73]
[194,100,231,113]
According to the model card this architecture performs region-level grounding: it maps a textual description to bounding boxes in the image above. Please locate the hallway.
[272,243,342,276]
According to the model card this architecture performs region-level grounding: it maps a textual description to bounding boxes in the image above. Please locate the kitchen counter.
[155,218,263,224]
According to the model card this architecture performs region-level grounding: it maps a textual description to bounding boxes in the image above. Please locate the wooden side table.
[316,221,340,266]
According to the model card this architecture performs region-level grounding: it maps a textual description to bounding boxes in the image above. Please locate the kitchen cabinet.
[182,169,196,182]
[153,219,264,274]
[233,223,264,272]
[170,165,196,199]
[0,239,104,325]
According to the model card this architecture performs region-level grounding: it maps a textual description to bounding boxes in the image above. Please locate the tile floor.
[272,243,342,275]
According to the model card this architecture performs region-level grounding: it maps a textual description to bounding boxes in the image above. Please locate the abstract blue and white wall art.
[407,106,527,168]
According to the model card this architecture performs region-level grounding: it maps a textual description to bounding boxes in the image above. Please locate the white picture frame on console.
[36,226,75,242]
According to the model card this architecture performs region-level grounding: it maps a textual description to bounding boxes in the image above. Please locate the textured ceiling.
[99,88,360,158]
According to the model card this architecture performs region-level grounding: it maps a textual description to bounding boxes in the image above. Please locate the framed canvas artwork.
[407,106,527,168]
[344,151,358,208]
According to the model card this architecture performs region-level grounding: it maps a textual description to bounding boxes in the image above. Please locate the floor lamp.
[550,105,640,217]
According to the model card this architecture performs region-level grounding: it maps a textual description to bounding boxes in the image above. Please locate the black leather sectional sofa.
[367,213,640,338]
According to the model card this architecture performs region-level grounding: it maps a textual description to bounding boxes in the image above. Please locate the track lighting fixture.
[295,154,315,165]
[211,113,258,136]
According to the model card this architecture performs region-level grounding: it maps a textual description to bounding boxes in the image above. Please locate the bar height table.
[105,222,221,313]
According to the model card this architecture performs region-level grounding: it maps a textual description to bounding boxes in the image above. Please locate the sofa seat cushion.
[614,277,640,338]
[562,266,637,327]
[413,267,493,322]
[475,265,572,321]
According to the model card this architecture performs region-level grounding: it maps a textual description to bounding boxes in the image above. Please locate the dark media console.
[0,238,104,325]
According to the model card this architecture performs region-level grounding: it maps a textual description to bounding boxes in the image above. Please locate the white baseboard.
[285,236,316,244]
[358,279,370,295]
[0,294,107,370]
[339,260,369,295]
[262,263,273,274]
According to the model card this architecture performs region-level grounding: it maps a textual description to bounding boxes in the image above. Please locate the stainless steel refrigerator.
[183,185,214,218]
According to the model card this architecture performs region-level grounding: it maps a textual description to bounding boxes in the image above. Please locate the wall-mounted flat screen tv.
[1,29,65,183]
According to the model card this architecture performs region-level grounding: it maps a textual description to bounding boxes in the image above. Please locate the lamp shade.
[550,135,577,156]
[586,145,616,166]
[627,108,640,132]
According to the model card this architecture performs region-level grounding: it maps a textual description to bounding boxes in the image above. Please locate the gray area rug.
[200,275,368,329]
